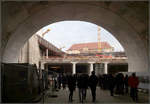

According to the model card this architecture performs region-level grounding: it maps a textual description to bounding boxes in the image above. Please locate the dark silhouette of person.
[101,74,105,89]
[62,74,67,89]
[67,74,76,102]
[77,74,83,103]
[82,74,89,100]
[57,73,62,89]
[120,73,124,95]
[88,71,98,102]
[102,74,108,90]
[128,73,139,102]
[54,78,58,90]
[124,74,129,94]
[115,73,124,95]
[106,74,110,90]
[77,73,89,103]
[108,74,116,96]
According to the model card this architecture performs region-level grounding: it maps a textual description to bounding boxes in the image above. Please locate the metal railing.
[41,56,127,63]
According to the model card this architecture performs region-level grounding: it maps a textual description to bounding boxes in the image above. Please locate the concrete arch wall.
[2,3,148,72]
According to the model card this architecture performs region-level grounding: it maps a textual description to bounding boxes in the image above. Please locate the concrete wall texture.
[18,35,41,68]
[18,40,28,63]
[1,2,149,72]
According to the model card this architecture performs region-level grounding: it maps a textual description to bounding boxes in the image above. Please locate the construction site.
[1,1,149,103]
[2,27,149,103]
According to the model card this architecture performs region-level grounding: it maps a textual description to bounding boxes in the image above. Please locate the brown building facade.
[67,42,114,54]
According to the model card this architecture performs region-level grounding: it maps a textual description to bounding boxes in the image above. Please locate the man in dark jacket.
[77,74,83,102]
[82,74,89,100]
[124,74,129,94]
[57,74,62,89]
[62,74,67,89]
[67,74,76,102]
[108,74,116,96]
[115,73,124,95]
[88,71,98,102]
[77,74,89,103]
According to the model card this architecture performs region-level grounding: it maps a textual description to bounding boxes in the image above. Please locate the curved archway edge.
[2,3,148,72]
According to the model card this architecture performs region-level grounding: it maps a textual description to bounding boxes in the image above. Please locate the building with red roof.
[67,42,114,54]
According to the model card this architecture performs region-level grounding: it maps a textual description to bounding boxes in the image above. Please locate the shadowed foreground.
[39,87,149,103]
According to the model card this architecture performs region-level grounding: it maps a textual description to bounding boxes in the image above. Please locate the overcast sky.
[36,21,124,52]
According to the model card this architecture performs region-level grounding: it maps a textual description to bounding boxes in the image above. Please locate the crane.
[97,26,101,52]
[41,28,51,37]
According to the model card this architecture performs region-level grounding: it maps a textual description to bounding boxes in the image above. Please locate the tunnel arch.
[2,3,148,72]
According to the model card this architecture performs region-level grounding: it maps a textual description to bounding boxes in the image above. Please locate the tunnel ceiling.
[2,1,148,52]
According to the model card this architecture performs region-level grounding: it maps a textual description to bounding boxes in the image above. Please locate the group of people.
[55,71,98,102]
[53,71,139,103]
[98,72,139,102]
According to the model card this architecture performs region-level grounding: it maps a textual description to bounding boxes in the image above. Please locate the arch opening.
[36,20,125,52]
[2,3,148,72]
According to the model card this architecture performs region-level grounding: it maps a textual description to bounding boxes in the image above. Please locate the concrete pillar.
[104,62,108,74]
[45,64,49,71]
[72,62,77,74]
[43,52,45,59]
[40,62,45,79]
[89,62,95,75]
[46,49,48,58]
[41,62,45,69]
[45,63,49,89]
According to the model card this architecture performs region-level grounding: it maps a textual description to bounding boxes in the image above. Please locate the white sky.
[36,21,124,52]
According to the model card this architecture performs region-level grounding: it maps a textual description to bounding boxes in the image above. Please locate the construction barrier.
[2,63,41,103]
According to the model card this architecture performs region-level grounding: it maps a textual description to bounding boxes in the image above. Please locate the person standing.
[57,73,62,89]
[77,74,89,103]
[128,73,139,102]
[124,74,129,94]
[120,73,125,95]
[82,74,89,101]
[62,74,67,90]
[115,73,124,95]
[88,71,98,102]
[108,74,116,96]
[67,74,76,102]
[77,74,84,103]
